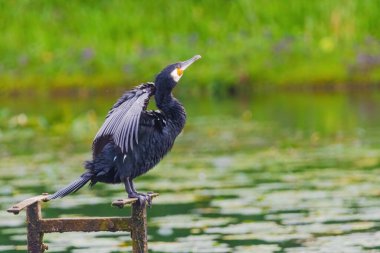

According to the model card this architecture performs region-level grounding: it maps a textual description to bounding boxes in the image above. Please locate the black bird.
[48,55,201,204]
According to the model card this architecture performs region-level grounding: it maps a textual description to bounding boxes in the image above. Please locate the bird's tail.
[46,172,93,200]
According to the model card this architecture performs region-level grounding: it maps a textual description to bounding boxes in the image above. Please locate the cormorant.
[48,55,201,205]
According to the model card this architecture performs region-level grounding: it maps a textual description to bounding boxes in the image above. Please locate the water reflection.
[1,92,380,252]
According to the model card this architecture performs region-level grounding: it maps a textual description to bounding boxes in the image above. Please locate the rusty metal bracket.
[7,193,159,253]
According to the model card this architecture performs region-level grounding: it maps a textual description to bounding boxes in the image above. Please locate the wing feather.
[92,83,155,157]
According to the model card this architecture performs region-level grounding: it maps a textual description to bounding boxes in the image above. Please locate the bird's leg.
[124,177,151,206]
[124,177,134,195]
[128,177,138,194]
[128,178,152,207]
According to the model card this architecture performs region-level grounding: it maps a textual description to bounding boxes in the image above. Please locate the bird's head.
[155,55,201,90]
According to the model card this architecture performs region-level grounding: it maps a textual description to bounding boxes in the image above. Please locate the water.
[1,92,380,252]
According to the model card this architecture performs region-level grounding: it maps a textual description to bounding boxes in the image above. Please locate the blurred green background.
[2,1,380,253]
[1,0,380,95]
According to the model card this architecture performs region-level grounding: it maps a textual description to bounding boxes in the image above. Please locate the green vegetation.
[1,0,380,94]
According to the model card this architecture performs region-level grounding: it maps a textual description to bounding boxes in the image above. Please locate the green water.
[1,92,380,252]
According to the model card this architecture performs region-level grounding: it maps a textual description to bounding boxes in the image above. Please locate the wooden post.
[26,202,47,253]
[131,202,148,253]
[7,193,158,253]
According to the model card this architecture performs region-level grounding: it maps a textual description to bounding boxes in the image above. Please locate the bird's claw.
[144,194,152,207]
[129,192,152,207]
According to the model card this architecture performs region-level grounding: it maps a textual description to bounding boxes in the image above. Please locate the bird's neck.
[155,90,186,132]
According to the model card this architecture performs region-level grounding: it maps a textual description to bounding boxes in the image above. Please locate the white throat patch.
[170,68,182,82]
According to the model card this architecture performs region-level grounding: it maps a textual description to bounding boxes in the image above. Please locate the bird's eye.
[176,67,183,76]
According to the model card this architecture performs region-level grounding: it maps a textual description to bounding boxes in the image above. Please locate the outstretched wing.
[92,82,155,157]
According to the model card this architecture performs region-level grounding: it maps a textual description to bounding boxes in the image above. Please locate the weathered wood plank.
[7,195,48,215]
[40,217,133,233]
[7,192,159,214]
[112,193,159,208]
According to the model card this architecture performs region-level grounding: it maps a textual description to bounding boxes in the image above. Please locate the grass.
[1,0,380,95]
